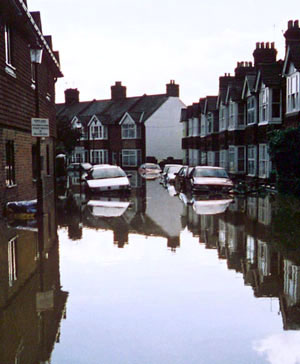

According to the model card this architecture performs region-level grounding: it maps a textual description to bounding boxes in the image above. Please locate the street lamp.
[30,45,44,253]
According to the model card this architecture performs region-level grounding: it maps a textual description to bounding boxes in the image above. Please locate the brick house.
[56,81,185,168]
[181,20,300,185]
[0,0,62,214]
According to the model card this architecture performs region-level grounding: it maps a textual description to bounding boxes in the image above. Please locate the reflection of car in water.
[138,163,162,180]
[186,166,234,195]
[84,197,131,218]
[83,164,131,195]
[192,197,233,215]
[178,192,232,215]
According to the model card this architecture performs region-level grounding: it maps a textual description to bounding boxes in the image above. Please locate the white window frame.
[122,149,141,167]
[220,150,228,170]
[122,120,141,139]
[207,113,213,134]
[192,117,199,136]
[228,101,236,130]
[201,151,207,165]
[219,104,228,131]
[228,145,245,174]
[259,85,269,124]
[90,149,108,165]
[8,236,18,287]
[286,69,300,114]
[90,118,108,140]
[258,144,271,179]
[247,145,257,176]
[247,96,257,125]
[207,151,214,166]
[200,114,206,137]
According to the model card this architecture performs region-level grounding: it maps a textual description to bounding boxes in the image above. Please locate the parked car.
[138,163,162,180]
[83,164,131,195]
[174,165,193,193]
[161,164,183,185]
[186,166,234,194]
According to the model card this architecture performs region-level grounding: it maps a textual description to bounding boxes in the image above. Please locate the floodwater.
[2,173,300,364]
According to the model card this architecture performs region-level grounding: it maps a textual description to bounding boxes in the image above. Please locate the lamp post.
[30,45,44,254]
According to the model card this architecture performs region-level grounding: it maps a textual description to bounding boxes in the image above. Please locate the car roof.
[194,166,225,170]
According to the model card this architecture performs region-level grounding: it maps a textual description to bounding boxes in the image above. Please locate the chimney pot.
[256,42,259,49]
[271,42,275,49]
[288,20,293,29]
[266,42,270,49]
[295,20,299,28]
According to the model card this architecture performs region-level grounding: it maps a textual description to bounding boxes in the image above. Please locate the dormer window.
[4,24,16,77]
[122,120,141,139]
[90,117,108,139]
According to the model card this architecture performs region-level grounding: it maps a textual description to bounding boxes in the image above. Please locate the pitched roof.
[257,62,282,88]
[56,94,169,126]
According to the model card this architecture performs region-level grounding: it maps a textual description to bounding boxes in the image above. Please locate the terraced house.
[181,20,300,184]
[56,81,185,168]
[0,0,62,214]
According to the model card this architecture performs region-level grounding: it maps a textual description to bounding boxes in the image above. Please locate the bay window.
[287,73,299,113]
[91,149,108,164]
[247,145,257,176]
[259,86,269,123]
[247,96,256,125]
[122,121,141,139]
[259,144,270,178]
[229,145,245,174]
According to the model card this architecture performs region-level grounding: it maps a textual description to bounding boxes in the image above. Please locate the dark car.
[174,165,193,193]
[186,166,234,195]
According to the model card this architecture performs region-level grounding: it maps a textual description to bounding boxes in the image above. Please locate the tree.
[56,115,81,155]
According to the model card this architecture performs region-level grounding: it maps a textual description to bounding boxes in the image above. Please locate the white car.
[84,164,131,195]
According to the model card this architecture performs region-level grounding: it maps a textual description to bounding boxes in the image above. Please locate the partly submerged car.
[161,164,183,185]
[186,166,234,194]
[138,163,162,180]
[84,164,131,195]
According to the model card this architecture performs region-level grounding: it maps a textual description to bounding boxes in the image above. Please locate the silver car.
[84,164,131,195]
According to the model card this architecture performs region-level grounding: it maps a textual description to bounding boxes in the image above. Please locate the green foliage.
[268,127,300,194]
[56,115,81,155]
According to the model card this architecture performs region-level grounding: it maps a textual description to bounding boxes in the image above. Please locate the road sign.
[31,118,49,137]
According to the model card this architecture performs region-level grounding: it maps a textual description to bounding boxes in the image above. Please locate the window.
[229,146,245,173]
[91,149,108,164]
[192,117,199,136]
[201,151,207,165]
[4,24,13,66]
[207,151,214,166]
[8,237,18,287]
[287,73,299,113]
[90,120,108,139]
[247,145,257,176]
[188,119,193,136]
[228,101,236,129]
[247,96,256,125]
[200,115,206,137]
[122,149,141,167]
[220,150,228,170]
[259,144,270,178]
[219,104,228,131]
[6,140,16,186]
[207,113,213,134]
[122,122,141,139]
[259,86,269,123]
[272,89,281,119]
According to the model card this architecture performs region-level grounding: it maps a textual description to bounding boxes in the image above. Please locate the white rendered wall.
[145,97,186,161]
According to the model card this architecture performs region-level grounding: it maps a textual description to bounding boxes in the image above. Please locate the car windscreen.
[193,168,229,178]
[167,165,182,173]
[91,168,126,179]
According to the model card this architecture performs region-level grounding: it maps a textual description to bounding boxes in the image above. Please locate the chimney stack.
[64,88,79,105]
[111,81,127,100]
[166,80,179,97]
[253,42,277,66]
[284,20,300,54]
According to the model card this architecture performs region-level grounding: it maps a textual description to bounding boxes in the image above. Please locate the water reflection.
[0,185,68,364]
[57,175,300,337]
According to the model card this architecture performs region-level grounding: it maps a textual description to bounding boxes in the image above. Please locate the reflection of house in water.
[0,219,68,363]
[280,259,300,330]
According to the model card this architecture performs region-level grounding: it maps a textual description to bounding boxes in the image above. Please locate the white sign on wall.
[31,118,49,137]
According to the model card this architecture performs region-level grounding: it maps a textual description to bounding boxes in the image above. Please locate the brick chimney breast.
[111,81,126,100]
[166,80,179,97]
[64,88,79,105]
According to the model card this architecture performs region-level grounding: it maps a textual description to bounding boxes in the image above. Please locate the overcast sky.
[29,0,298,105]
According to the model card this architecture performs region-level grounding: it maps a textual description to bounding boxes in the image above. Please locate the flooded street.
[2,175,300,364]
